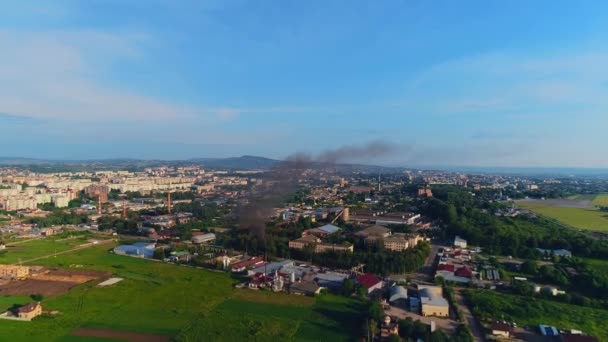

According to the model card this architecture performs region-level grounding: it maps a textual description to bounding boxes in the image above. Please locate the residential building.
[14,302,42,320]
[0,265,30,279]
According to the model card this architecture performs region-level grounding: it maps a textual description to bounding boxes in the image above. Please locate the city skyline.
[2,1,608,167]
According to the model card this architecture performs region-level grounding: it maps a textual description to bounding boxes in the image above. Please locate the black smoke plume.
[238,140,397,250]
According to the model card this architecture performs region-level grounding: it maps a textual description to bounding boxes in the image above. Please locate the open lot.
[0,238,364,341]
[0,269,110,297]
[517,201,608,232]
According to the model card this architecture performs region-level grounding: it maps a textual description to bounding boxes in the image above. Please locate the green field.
[467,290,608,341]
[518,202,608,232]
[582,258,608,273]
[0,239,363,341]
[591,194,608,207]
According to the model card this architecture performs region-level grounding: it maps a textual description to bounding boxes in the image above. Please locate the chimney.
[122,201,127,218]
[97,196,102,215]
[167,192,172,214]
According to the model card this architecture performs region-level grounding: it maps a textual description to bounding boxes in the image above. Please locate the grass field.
[591,194,608,207]
[518,202,608,232]
[0,238,364,341]
[582,258,608,273]
[467,290,608,341]
[566,194,596,201]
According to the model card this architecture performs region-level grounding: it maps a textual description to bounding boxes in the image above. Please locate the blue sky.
[2,1,608,167]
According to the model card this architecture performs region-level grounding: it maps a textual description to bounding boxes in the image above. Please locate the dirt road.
[455,291,485,342]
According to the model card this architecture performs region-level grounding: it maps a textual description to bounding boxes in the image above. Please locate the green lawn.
[591,194,608,207]
[466,290,608,341]
[518,202,608,232]
[0,239,363,341]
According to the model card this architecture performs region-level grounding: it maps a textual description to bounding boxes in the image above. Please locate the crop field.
[591,194,608,207]
[466,290,608,341]
[517,202,608,232]
[0,239,364,341]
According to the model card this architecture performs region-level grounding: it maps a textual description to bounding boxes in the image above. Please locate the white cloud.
[0,30,205,122]
[401,49,608,117]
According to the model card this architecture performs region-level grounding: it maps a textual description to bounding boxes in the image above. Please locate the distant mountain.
[0,155,402,173]
[188,155,281,170]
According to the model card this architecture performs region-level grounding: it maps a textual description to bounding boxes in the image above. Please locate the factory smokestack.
[167,192,172,214]
[97,196,102,216]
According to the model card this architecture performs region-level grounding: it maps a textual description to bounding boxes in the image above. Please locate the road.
[12,238,117,265]
[454,291,485,342]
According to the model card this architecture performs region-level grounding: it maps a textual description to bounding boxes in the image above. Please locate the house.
[14,302,42,320]
[40,228,55,236]
[289,281,322,296]
[418,285,449,317]
[454,236,467,248]
[356,273,384,294]
[491,322,513,338]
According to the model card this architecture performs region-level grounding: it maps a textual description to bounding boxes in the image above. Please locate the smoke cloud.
[238,141,398,248]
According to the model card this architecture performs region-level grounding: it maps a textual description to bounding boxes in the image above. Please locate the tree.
[521,260,539,275]
[358,286,368,298]
[153,248,165,260]
[341,279,355,296]
[368,319,378,340]
[30,294,44,301]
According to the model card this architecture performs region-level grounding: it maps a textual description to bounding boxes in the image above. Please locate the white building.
[454,236,467,249]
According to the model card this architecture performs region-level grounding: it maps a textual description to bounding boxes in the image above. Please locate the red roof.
[437,264,455,272]
[357,273,382,288]
[455,266,473,278]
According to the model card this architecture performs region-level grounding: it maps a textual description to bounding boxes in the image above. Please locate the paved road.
[455,291,485,342]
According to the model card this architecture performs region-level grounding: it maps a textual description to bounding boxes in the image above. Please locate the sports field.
[0,238,363,341]
[518,201,608,232]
